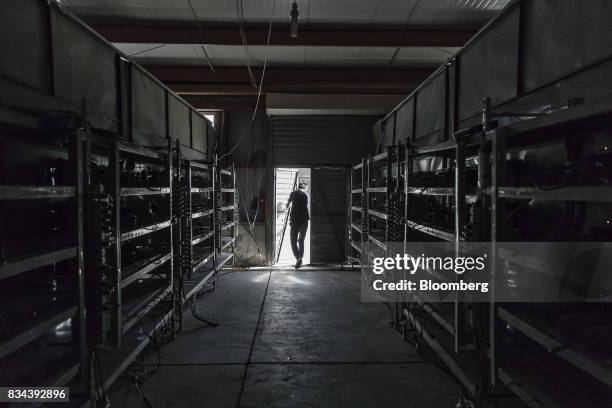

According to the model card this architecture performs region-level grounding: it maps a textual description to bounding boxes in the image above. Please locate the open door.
[274,168,311,265]
[310,167,348,264]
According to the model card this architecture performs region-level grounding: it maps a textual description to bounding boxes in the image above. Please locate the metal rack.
[350,94,612,406]
[215,164,238,270]
[81,137,175,400]
[357,0,612,401]
[401,129,489,396]
[0,1,232,405]
[0,130,88,395]
[348,159,367,261]
[172,147,216,332]
[366,148,395,255]
[483,100,612,407]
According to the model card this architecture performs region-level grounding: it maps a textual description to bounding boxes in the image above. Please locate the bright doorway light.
[274,168,311,266]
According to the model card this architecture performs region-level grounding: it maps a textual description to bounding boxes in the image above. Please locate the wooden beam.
[93,23,476,47]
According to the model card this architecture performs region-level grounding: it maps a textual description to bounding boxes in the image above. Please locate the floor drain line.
[236,270,272,408]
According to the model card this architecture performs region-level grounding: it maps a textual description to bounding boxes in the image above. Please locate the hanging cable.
[236,0,257,87]
[386,0,421,69]
[186,0,216,73]
[218,0,275,161]
[127,44,168,57]
[235,173,265,264]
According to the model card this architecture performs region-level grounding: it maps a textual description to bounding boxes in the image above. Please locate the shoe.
[295,259,303,269]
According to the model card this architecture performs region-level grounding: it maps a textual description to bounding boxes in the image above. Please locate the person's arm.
[286,191,295,210]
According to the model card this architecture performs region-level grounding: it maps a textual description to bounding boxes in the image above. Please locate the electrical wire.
[191,282,219,327]
[218,0,275,161]
[127,44,168,57]
[235,173,265,264]
[215,0,275,267]
[236,0,257,87]
[387,0,422,69]
[186,0,216,73]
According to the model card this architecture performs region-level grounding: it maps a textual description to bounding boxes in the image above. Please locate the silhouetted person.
[286,182,309,269]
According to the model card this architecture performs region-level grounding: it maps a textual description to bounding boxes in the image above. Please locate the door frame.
[271,166,312,265]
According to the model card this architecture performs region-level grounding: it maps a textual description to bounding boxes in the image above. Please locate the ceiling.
[58,0,510,100]
[61,0,509,25]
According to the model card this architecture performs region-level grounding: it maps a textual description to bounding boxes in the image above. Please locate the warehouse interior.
[1,0,611,407]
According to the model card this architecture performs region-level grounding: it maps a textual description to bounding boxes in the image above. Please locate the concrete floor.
[110,271,461,407]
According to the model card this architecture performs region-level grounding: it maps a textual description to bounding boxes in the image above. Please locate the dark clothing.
[287,189,310,224]
[290,220,308,260]
[287,188,309,260]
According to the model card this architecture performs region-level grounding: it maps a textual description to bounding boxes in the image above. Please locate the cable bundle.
[86,194,116,346]
[388,193,404,242]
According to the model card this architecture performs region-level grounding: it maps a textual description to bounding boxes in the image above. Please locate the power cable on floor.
[191,282,219,327]
[235,270,272,408]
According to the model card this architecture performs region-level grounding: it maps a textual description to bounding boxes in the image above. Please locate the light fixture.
[290,1,299,38]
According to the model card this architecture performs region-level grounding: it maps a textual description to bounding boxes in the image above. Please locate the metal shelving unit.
[370,94,612,406]
[171,152,238,332]
[216,163,237,270]
[484,98,612,406]
[0,1,229,404]
[0,130,88,395]
[347,133,487,399]
[399,136,485,394]
[348,156,366,264]
[173,146,217,331]
[366,147,396,256]
[82,137,176,401]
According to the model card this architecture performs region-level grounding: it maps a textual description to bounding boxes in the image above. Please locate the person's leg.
[297,221,309,260]
[289,222,300,260]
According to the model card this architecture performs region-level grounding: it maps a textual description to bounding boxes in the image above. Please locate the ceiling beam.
[170,82,415,96]
[147,65,433,86]
[182,95,263,111]
[92,23,476,47]
[154,65,431,95]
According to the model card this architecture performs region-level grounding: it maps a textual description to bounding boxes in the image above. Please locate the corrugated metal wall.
[271,116,377,166]
[310,168,348,264]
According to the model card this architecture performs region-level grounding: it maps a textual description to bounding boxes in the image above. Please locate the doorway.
[274,168,311,266]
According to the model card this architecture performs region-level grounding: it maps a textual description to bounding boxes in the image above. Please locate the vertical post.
[110,139,122,347]
[187,163,193,278]
[385,147,392,249]
[454,137,466,354]
[404,143,412,257]
[386,146,396,329]
[168,138,175,338]
[348,166,352,260]
[488,105,505,389]
[175,143,183,332]
[403,143,409,310]
[365,157,371,270]
[361,158,367,247]
[232,163,237,266]
[71,128,88,392]
[212,155,218,274]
